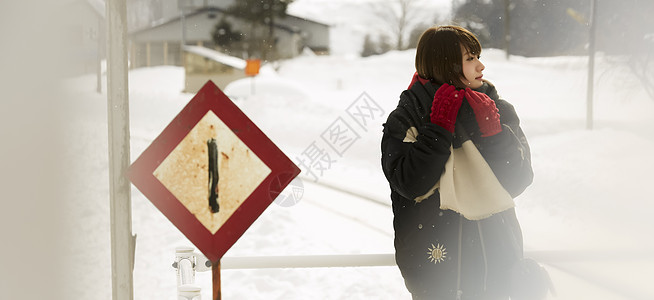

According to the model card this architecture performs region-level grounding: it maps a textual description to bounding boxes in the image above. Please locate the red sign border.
[127,81,300,262]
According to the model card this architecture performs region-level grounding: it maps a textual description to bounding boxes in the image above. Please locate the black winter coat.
[381,79,534,300]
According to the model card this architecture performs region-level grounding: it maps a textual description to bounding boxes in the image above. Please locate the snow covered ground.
[48,0,654,299]
[60,45,654,299]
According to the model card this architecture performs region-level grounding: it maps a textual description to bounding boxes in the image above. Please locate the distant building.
[128,3,329,69]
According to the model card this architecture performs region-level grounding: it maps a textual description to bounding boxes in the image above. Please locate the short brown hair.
[415,25,482,88]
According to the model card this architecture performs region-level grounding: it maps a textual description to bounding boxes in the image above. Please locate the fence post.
[106,0,134,298]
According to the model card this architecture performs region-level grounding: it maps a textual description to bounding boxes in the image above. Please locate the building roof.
[130,6,328,35]
[140,7,225,33]
[183,45,246,69]
[283,13,330,28]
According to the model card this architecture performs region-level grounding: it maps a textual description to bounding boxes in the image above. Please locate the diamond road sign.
[127,81,300,262]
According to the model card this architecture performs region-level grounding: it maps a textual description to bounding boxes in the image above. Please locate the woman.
[381,25,536,299]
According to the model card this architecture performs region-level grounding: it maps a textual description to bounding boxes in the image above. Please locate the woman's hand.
[465,88,502,137]
[430,83,465,133]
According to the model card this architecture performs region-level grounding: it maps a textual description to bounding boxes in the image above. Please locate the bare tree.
[628,35,654,101]
[369,0,419,50]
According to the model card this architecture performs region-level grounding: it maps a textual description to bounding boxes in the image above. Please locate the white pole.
[178,285,202,300]
[106,0,135,299]
[178,259,195,285]
[586,0,597,130]
[220,254,397,269]
[175,246,197,286]
[175,247,202,299]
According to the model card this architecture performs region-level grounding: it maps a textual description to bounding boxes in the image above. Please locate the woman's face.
[460,46,485,89]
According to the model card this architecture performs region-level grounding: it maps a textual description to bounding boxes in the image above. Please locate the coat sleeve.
[474,101,534,198]
[381,121,453,201]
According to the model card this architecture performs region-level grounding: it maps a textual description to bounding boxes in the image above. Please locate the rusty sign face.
[127,81,300,262]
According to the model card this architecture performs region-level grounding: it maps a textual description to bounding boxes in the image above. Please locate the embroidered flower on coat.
[427,243,447,264]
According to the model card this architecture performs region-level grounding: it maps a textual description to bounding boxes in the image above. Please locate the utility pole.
[179,0,188,91]
[97,17,104,93]
[180,3,187,47]
[504,0,511,60]
[586,0,597,130]
[106,0,135,299]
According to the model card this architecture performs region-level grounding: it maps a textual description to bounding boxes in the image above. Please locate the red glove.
[465,88,502,137]
[430,83,465,133]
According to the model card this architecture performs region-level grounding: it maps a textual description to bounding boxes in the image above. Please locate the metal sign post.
[212,261,221,300]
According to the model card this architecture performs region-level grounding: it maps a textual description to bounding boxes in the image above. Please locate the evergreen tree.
[227,0,294,61]
[453,0,589,57]
[211,17,242,56]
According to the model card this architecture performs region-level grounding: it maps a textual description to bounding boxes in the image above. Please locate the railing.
[173,246,653,300]
[221,253,396,269]
[172,246,396,299]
